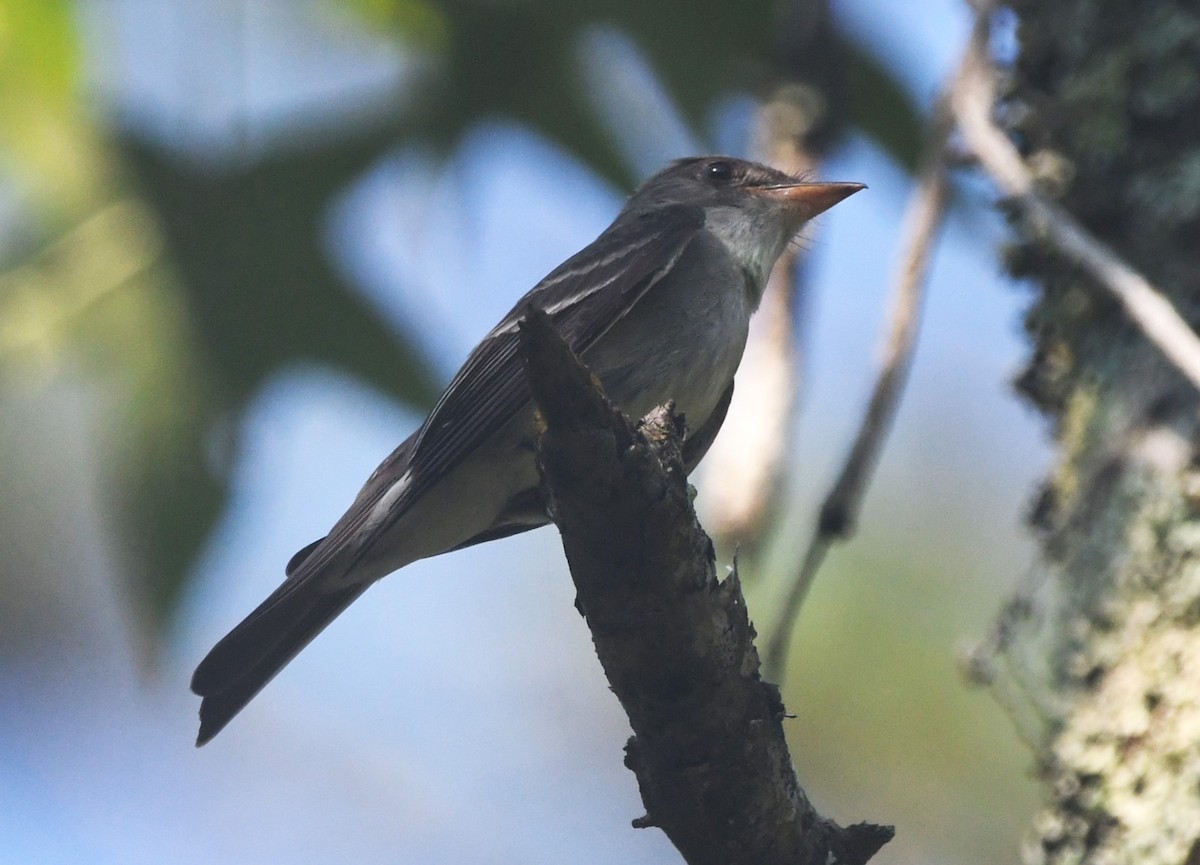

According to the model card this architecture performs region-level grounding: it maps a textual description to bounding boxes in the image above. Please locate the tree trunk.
[992,2,1200,862]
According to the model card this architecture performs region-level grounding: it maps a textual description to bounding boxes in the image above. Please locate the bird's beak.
[755,181,866,219]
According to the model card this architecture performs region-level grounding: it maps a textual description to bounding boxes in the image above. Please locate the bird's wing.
[404,204,705,506]
[190,206,704,740]
[311,203,705,578]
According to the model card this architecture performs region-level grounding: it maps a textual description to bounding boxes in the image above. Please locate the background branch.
[950,3,1200,393]
[765,100,952,682]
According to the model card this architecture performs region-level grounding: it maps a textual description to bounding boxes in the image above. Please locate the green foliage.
[106,127,440,625]
[0,0,111,214]
[342,0,449,48]
[119,130,438,409]
[418,0,783,186]
[339,0,923,185]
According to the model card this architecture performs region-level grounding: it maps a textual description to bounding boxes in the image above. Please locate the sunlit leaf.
[0,0,109,213]
[340,0,449,49]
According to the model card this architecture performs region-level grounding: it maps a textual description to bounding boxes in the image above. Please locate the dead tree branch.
[518,310,892,865]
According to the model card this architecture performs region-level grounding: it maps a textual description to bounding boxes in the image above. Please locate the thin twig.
[950,5,1200,392]
[764,102,954,683]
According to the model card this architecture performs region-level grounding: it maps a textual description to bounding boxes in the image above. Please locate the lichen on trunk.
[987,1,1200,862]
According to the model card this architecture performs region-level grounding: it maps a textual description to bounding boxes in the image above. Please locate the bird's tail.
[190,577,370,746]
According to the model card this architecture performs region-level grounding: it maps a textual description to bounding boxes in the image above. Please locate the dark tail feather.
[191,581,369,746]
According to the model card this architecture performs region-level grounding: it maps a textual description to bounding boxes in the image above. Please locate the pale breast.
[584,230,754,434]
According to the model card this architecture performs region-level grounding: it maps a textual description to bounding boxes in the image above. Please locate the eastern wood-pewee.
[191,156,863,744]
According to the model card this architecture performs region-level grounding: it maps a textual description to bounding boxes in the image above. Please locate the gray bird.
[191,156,863,744]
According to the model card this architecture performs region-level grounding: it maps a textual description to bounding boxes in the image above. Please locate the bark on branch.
[517,309,893,865]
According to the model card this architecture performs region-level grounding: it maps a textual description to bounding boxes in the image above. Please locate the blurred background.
[0,1,1049,862]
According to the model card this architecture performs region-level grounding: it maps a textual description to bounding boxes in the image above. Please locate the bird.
[191,155,864,745]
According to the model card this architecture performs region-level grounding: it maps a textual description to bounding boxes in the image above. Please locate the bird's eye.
[705,160,733,183]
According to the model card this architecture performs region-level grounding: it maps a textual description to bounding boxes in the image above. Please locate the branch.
[518,310,893,865]
[950,3,1200,392]
[764,99,953,682]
